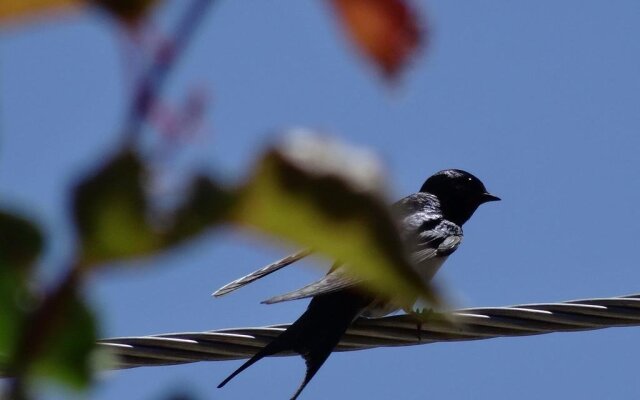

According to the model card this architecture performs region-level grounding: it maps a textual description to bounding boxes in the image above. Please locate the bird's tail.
[218,290,371,399]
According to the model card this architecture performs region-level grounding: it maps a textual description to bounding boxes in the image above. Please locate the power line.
[99,293,640,369]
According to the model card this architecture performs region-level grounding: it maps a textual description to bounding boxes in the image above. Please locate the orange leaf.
[331,0,423,79]
[0,0,159,26]
[0,0,81,24]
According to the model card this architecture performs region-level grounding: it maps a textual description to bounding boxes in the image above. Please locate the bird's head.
[420,169,500,225]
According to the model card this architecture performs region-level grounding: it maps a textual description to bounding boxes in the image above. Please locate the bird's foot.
[410,307,434,342]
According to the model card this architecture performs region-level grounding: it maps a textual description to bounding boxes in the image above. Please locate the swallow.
[216,169,499,399]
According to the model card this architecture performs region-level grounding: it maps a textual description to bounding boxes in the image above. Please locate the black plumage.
[217,169,499,399]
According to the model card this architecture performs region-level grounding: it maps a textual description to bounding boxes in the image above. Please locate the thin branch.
[123,0,215,143]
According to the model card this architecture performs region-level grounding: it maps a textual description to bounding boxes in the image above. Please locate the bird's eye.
[468,177,472,181]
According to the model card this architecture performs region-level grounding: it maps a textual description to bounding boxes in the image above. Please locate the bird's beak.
[481,193,501,203]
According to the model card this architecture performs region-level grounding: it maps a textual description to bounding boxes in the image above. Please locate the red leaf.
[330,0,424,80]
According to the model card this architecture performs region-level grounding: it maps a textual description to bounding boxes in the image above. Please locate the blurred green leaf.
[0,212,95,390]
[31,289,98,389]
[73,150,160,266]
[164,175,234,246]
[0,211,43,362]
[0,209,96,393]
[231,132,434,307]
[72,136,433,308]
[73,149,232,267]
[0,211,43,269]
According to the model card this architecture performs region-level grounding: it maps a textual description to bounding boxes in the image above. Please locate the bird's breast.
[359,255,448,318]
[414,255,448,284]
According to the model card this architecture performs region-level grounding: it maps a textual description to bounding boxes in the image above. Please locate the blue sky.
[2,1,640,399]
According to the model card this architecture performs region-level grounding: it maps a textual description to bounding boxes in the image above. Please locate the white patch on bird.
[361,302,402,318]
[414,255,448,284]
[361,255,449,318]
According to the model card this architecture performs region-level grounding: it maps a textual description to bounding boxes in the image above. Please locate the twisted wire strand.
[99,293,640,369]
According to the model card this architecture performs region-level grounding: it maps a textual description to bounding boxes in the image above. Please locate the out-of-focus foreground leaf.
[73,150,160,266]
[72,136,437,306]
[0,211,43,359]
[330,0,423,79]
[164,175,234,246]
[0,0,158,25]
[231,131,436,307]
[73,148,232,267]
[0,212,97,392]
[0,0,79,24]
[29,288,98,389]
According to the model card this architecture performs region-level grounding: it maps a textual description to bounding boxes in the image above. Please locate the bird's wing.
[212,196,414,298]
[213,193,460,301]
[212,249,312,297]
[261,264,358,304]
[411,225,462,265]
[262,222,462,305]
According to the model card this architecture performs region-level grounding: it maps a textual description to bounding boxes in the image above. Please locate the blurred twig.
[124,0,215,143]
[2,3,217,399]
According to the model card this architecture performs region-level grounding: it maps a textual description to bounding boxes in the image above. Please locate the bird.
[216,169,500,399]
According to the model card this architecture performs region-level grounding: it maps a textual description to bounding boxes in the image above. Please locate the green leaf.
[231,132,436,307]
[163,175,234,246]
[0,210,43,269]
[31,289,98,389]
[0,211,43,362]
[73,149,160,266]
[73,149,233,267]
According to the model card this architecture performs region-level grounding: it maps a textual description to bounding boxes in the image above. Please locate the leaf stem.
[123,0,216,145]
